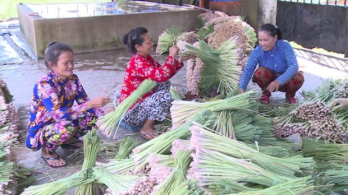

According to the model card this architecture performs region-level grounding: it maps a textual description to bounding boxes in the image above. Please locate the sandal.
[138,131,157,140]
[260,96,270,104]
[41,154,67,168]
[287,97,297,104]
[61,140,83,149]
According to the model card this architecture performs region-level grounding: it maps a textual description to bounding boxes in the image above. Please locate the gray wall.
[18,4,202,58]
[277,2,348,55]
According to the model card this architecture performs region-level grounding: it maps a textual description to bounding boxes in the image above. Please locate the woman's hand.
[267,81,280,92]
[239,89,245,94]
[86,96,110,110]
[328,98,348,110]
[169,46,180,57]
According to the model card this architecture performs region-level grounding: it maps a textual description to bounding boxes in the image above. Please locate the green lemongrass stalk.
[0,161,13,182]
[190,146,293,187]
[154,150,192,195]
[132,111,214,171]
[196,24,215,40]
[212,110,235,139]
[75,129,100,195]
[302,139,348,170]
[156,26,184,54]
[171,179,204,195]
[170,87,183,100]
[182,38,242,96]
[170,90,256,128]
[149,154,174,168]
[97,79,156,138]
[21,171,95,195]
[190,123,314,178]
[114,136,138,159]
[323,165,348,192]
[93,167,139,194]
[96,159,135,175]
[232,176,315,195]
[208,180,255,194]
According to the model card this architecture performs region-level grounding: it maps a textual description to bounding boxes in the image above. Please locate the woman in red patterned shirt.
[119,27,187,140]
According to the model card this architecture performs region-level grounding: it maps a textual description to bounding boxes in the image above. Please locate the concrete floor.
[1,19,348,193]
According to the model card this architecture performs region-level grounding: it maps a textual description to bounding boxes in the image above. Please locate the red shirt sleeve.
[130,55,184,82]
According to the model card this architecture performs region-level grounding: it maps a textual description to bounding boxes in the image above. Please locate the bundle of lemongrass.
[182,37,243,97]
[170,179,205,195]
[148,154,174,184]
[323,165,348,192]
[96,159,135,175]
[114,136,138,159]
[75,129,100,195]
[189,123,315,178]
[170,90,255,128]
[156,26,184,54]
[153,150,192,195]
[170,139,190,157]
[302,139,348,170]
[97,79,156,138]
[233,176,316,195]
[132,110,214,171]
[93,167,139,195]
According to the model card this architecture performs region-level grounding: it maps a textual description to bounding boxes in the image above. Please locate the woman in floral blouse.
[26,42,110,168]
[120,27,188,140]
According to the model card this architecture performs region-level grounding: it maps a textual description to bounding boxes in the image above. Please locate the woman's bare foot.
[41,146,66,168]
[138,119,157,140]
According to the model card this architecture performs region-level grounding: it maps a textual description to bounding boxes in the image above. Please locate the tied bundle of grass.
[171,179,205,195]
[302,139,348,170]
[92,167,139,195]
[114,136,138,160]
[132,110,214,171]
[170,139,190,157]
[0,162,14,189]
[189,122,314,178]
[156,26,184,54]
[148,154,174,184]
[97,79,156,138]
[242,22,257,53]
[96,159,135,175]
[197,11,228,26]
[75,129,100,195]
[323,165,348,192]
[170,91,255,128]
[153,150,192,195]
[182,38,243,97]
[233,176,316,195]
[21,172,96,195]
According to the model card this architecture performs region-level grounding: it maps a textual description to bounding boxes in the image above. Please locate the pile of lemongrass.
[182,37,243,97]
[323,165,348,192]
[233,176,316,195]
[153,150,192,195]
[148,154,174,184]
[189,123,314,178]
[97,79,156,138]
[170,90,256,128]
[114,136,138,159]
[132,110,214,171]
[302,139,348,170]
